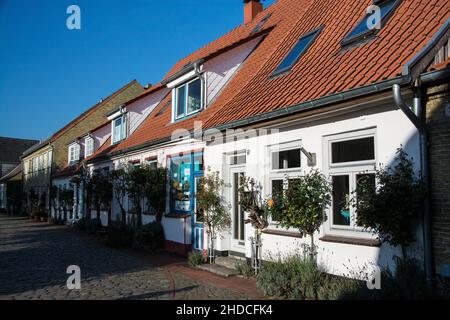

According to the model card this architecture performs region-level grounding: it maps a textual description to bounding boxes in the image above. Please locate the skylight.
[252,13,272,34]
[341,0,400,46]
[272,27,323,77]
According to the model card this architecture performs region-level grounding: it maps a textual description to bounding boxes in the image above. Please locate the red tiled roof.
[50,80,142,142]
[89,0,449,162]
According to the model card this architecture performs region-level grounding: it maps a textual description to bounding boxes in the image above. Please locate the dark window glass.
[271,179,284,222]
[273,29,321,76]
[332,175,350,226]
[342,0,398,45]
[187,78,202,114]
[272,148,301,170]
[356,173,376,195]
[331,137,374,164]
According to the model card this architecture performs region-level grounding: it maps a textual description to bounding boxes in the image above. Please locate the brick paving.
[0,214,257,300]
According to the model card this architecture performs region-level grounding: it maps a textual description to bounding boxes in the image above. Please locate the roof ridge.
[50,79,142,141]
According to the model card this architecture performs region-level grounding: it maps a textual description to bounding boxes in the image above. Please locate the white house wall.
[205,102,423,277]
[205,37,262,105]
[127,88,169,135]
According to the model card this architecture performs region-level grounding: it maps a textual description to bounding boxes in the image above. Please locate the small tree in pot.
[196,170,230,264]
[144,167,167,223]
[352,148,426,259]
[110,168,128,223]
[278,169,332,262]
[125,165,148,228]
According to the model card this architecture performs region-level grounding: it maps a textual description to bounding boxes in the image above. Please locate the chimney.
[244,0,263,24]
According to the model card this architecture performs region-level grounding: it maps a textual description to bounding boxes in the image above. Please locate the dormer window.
[85,136,94,157]
[107,105,128,145]
[68,143,80,164]
[174,77,203,120]
[112,114,127,144]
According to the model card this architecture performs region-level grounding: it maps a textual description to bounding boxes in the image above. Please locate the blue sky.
[0,0,276,140]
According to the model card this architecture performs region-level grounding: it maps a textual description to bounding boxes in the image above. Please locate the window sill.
[319,235,381,247]
[262,229,303,238]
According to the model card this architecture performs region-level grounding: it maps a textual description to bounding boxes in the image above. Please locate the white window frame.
[323,128,377,238]
[266,140,303,226]
[68,143,80,164]
[85,136,94,157]
[173,77,204,121]
[112,114,127,144]
[146,158,158,169]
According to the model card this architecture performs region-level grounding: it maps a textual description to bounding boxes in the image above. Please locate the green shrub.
[235,260,254,278]
[188,251,205,267]
[133,222,164,251]
[86,218,101,234]
[257,255,367,300]
[73,218,87,231]
[106,221,134,248]
[256,259,297,298]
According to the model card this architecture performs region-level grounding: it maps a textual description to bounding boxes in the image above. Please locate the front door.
[230,167,246,255]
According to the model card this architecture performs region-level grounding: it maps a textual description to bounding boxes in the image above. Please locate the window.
[68,143,80,164]
[169,152,204,214]
[325,129,377,231]
[331,137,375,164]
[272,27,322,76]
[85,137,94,157]
[146,159,158,170]
[272,148,301,170]
[174,78,203,120]
[341,0,400,46]
[229,152,246,166]
[112,115,127,144]
[267,140,302,223]
[252,13,272,33]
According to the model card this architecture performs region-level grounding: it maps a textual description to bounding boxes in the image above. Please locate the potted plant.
[196,170,231,264]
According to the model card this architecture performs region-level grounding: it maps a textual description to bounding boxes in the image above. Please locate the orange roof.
[89,0,449,161]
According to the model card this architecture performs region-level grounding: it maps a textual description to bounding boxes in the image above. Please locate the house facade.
[22,80,144,219]
[70,0,448,280]
[0,137,39,213]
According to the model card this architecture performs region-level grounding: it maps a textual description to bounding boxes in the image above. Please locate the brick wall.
[425,80,450,277]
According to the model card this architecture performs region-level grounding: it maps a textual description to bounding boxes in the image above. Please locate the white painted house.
[82,0,448,279]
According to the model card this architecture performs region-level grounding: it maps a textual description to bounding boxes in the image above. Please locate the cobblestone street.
[0,215,255,300]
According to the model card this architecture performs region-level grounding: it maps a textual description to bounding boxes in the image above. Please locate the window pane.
[356,173,376,195]
[170,155,191,212]
[176,85,186,118]
[343,0,398,43]
[194,153,204,172]
[331,137,374,164]
[274,30,319,75]
[187,79,202,114]
[272,148,301,170]
[230,154,246,165]
[113,117,122,143]
[271,179,284,222]
[332,175,350,226]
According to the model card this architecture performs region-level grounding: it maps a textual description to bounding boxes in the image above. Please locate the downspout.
[392,83,433,283]
[194,62,206,108]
